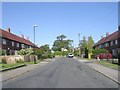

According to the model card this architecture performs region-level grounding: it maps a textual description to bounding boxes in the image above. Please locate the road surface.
[2,57,119,88]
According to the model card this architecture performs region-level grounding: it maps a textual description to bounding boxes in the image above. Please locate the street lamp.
[78,33,80,57]
[33,25,37,64]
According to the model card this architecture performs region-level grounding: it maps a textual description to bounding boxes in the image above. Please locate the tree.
[53,51,69,57]
[80,36,87,54]
[57,35,66,41]
[74,49,79,56]
[78,36,88,57]
[36,44,51,59]
[87,36,94,59]
[52,34,73,52]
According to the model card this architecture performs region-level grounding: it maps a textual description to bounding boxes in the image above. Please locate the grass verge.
[95,60,119,70]
[0,63,25,69]
[0,59,42,70]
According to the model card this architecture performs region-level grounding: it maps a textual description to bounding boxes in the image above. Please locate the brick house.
[0,27,35,55]
[94,27,120,58]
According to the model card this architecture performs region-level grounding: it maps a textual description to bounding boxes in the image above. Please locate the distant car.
[67,53,74,58]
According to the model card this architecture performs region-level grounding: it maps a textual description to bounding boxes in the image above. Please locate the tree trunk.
[88,54,91,60]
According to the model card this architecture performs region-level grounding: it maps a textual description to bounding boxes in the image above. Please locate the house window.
[12,41,14,46]
[105,43,109,47]
[17,43,19,47]
[21,44,25,48]
[115,40,118,45]
[99,45,102,48]
[24,44,26,48]
[29,46,32,48]
[2,38,6,45]
[110,41,113,46]
[112,49,115,56]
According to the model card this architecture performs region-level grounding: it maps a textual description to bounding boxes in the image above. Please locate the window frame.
[115,40,118,45]
[2,38,7,45]
[110,41,113,46]
[11,41,14,47]
[16,42,20,47]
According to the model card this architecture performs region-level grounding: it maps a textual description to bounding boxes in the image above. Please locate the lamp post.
[33,25,37,64]
[78,33,80,57]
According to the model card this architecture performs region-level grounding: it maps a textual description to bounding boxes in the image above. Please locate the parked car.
[96,53,112,59]
[67,53,74,58]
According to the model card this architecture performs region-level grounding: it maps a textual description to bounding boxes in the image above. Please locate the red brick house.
[94,27,120,58]
[0,27,35,55]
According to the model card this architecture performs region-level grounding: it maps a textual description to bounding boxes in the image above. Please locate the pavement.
[77,59,119,84]
[1,60,51,82]
[2,57,119,88]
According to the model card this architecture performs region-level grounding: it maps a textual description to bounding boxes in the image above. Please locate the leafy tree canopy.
[52,34,73,51]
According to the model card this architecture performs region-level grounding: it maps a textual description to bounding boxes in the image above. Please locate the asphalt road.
[2,57,119,88]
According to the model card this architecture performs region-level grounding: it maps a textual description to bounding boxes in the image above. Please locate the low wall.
[0,55,38,64]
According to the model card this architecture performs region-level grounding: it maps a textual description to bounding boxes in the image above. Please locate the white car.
[67,53,74,58]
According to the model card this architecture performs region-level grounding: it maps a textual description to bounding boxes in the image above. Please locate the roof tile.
[95,30,120,46]
[0,28,35,47]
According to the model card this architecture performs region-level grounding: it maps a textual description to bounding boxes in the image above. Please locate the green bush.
[53,51,69,57]
[1,58,7,64]
[92,49,108,55]
[15,59,24,63]
[53,51,62,56]
[74,50,79,56]
[17,48,34,55]
[0,50,6,56]
[62,51,69,56]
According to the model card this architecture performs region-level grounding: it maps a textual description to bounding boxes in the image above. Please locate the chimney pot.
[106,32,109,37]
[118,26,120,30]
[101,35,104,39]
[21,34,24,38]
[27,37,29,40]
[6,27,10,33]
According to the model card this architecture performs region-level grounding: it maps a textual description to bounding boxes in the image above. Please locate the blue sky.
[2,2,118,48]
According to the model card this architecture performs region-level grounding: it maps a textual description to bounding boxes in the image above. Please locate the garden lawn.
[0,59,42,70]
[95,60,119,70]
[0,63,24,69]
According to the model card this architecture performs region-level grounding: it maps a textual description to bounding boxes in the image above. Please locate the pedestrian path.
[78,59,119,84]
[1,61,49,82]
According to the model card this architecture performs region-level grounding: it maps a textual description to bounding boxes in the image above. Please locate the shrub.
[17,48,34,55]
[15,59,24,63]
[17,49,26,55]
[53,51,69,57]
[0,50,6,56]
[1,58,7,64]
[92,49,108,55]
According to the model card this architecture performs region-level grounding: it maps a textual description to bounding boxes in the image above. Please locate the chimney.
[101,35,104,39]
[118,26,120,30]
[6,27,10,33]
[106,32,109,37]
[27,37,29,40]
[21,34,24,38]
